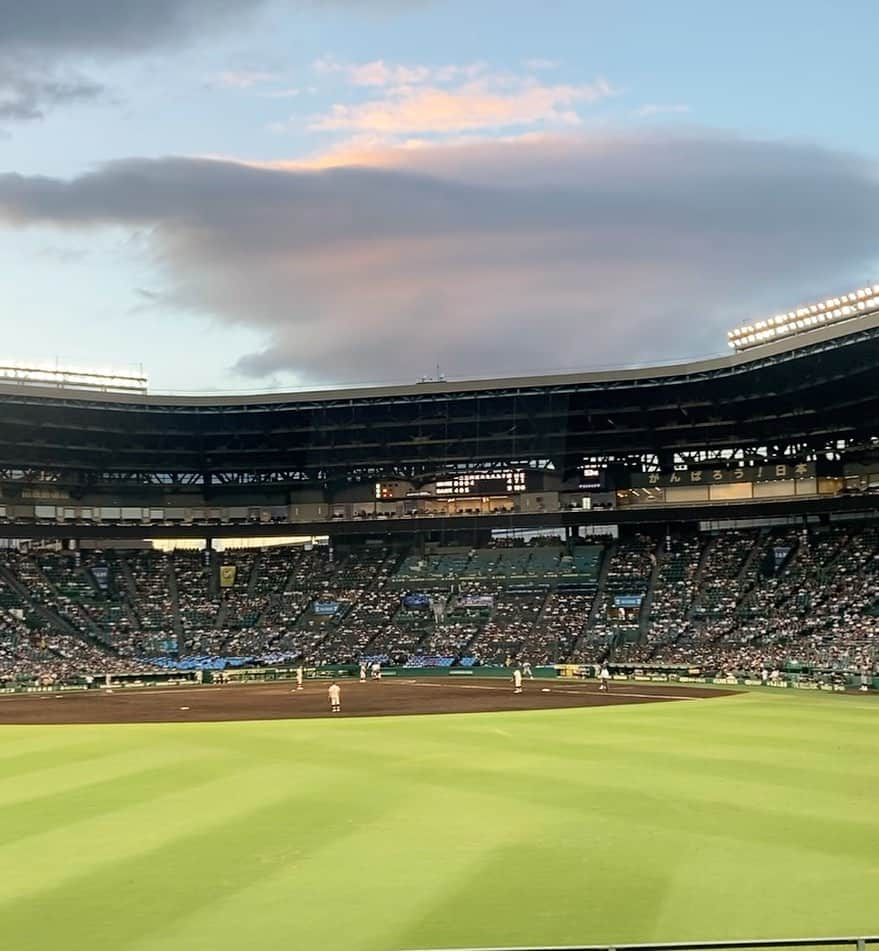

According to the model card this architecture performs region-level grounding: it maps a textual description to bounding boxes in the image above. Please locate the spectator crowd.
[1,526,877,685]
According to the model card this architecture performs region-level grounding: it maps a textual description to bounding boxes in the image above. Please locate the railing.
[406,937,879,951]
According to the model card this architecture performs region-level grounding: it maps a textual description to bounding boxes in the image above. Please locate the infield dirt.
[0,678,736,724]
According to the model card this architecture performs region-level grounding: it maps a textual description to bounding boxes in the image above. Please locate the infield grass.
[0,687,876,951]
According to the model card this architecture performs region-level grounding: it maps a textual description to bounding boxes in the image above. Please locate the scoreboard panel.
[435,470,527,497]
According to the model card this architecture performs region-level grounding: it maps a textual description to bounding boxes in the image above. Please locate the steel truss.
[0,327,878,493]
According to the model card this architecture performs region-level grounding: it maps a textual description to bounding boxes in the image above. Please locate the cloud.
[246,134,442,166]
[0,1,272,56]
[0,3,414,125]
[0,1,424,58]
[305,58,608,138]
[636,103,691,118]
[35,244,91,264]
[127,286,174,317]
[0,0,278,125]
[309,77,616,135]
[0,130,876,386]
[0,63,104,121]
[314,56,488,88]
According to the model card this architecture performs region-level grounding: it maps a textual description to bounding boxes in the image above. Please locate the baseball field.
[0,680,875,951]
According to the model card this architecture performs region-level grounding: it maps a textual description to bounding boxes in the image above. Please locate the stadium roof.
[1,311,878,483]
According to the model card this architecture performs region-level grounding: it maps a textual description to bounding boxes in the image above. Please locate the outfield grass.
[0,688,876,951]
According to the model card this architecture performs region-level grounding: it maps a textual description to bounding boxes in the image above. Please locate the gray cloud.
[0,131,876,385]
[0,62,103,121]
[0,0,411,56]
[0,1,270,56]
[0,0,275,125]
[0,0,405,124]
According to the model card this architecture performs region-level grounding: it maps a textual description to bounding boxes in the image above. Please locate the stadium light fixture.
[727,285,879,352]
[0,362,148,393]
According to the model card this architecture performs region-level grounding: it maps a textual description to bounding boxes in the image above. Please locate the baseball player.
[513,667,523,694]
[295,665,304,690]
[599,665,610,691]
[360,662,367,683]
[328,681,341,713]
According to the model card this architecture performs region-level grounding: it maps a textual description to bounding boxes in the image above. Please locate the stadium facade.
[1,290,878,688]
[1,301,879,539]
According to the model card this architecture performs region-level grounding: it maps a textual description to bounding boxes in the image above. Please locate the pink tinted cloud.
[310,78,615,134]
[0,131,876,385]
[313,56,487,88]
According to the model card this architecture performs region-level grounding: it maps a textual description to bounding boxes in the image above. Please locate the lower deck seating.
[0,530,877,679]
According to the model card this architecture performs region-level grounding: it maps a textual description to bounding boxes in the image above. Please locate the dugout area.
[0,678,735,724]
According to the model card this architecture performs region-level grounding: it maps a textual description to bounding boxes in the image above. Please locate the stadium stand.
[612,532,704,663]
[0,524,874,688]
[2,296,879,686]
[174,551,218,652]
[570,534,654,662]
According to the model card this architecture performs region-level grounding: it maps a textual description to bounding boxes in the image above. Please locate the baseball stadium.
[1,288,878,951]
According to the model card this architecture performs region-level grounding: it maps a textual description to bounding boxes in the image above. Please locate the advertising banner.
[91,565,110,590]
[457,594,494,609]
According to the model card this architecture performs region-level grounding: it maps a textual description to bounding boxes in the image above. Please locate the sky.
[0,0,877,393]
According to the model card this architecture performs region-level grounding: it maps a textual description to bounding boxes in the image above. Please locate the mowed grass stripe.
[0,758,351,902]
[0,744,205,809]
[420,691,877,749]
[272,700,875,807]
[303,715,878,839]
[0,729,111,762]
[126,783,521,951]
[0,757,238,849]
[0,690,875,951]
[0,733,165,779]
[522,730,879,792]
[340,725,879,863]
[389,828,679,950]
[0,773,411,951]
